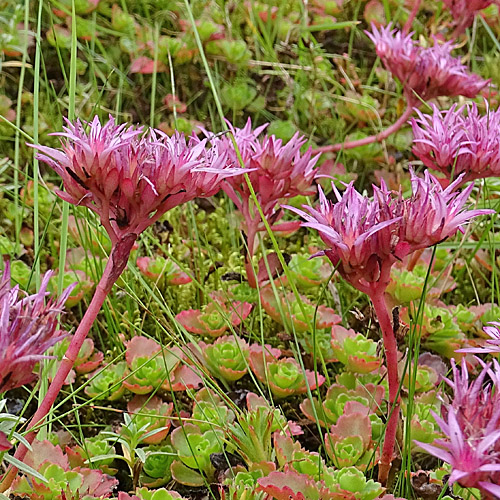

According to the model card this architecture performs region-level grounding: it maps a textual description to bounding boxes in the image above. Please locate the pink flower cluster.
[417,359,500,497]
[443,0,500,34]
[215,119,320,255]
[0,262,74,393]
[34,117,242,245]
[286,170,491,295]
[411,103,500,184]
[366,25,489,104]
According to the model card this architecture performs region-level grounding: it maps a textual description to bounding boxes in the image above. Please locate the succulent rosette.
[125,395,173,445]
[170,423,224,486]
[85,361,127,401]
[324,409,378,470]
[123,336,201,393]
[136,256,191,285]
[331,325,382,374]
[287,254,332,288]
[301,382,385,427]
[249,344,325,398]
[118,487,187,500]
[200,335,249,381]
[260,286,341,334]
[176,300,252,337]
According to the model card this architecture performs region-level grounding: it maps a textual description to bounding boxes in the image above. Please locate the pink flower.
[398,169,491,251]
[416,359,500,494]
[216,119,320,254]
[33,116,241,245]
[411,103,500,184]
[0,262,74,393]
[285,182,401,291]
[457,322,500,354]
[366,25,489,104]
[285,170,492,294]
[443,0,499,34]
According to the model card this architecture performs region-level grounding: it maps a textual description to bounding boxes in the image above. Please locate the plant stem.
[316,105,415,154]
[0,253,121,492]
[403,0,422,35]
[370,290,400,486]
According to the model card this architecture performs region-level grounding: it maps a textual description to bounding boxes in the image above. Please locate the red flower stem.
[315,105,415,154]
[403,0,422,35]
[370,290,400,486]
[0,256,119,492]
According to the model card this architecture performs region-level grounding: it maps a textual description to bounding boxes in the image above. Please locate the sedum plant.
[140,443,176,488]
[330,326,382,374]
[118,487,187,500]
[136,256,192,285]
[176,299,252,337]
[84,361,128,401]
[248,344,325,398]
[260,286,341,334]
[287,170,492,482]
[170,423,224,486]
[199,335,249,381]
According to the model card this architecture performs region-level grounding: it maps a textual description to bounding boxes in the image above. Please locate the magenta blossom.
[443,0,500,35]
[217,119,320,253]
[33,116,241,245]
[416,359,500,495]
[411,103,500,184]
[285,169,491,295]
[366,25,489,104]
[458,322,500,355]
[0,262,74,393]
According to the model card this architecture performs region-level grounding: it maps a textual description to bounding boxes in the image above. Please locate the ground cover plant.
[1,0,500,499]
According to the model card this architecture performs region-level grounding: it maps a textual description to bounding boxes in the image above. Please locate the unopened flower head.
[411,103,500,183]
[366,25,489,103]
[416,359,500,495]
[34,116,241,244]
[0,262,74,393]
[443,0,499,35]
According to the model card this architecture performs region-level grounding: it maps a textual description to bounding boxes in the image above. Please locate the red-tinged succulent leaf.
[168,270,192,285]
[162,363,203,391]
[65,445,87,469]
[248,460,277,475]
[229,301,253,326]
[328,413,372,449]
[175,308,226,336]
[122,380,154,395]
[299,397,328,427]
[23,440,69,471]
[127,395,173,444]
[125,336,161,365]
[118,493,140,500]
[260,286,340,333]
[75,351,104,374]
[274,432,301,467]
[249,345,324,398]
[0,431,11,451]
[136,257,157,279]
[316,306,342,329]
[257,470,334,500]
[130,56,167,73]
[257,252,285,285]
[170,460,205,487]
[76,467,118,497]
[248,344,282,382]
